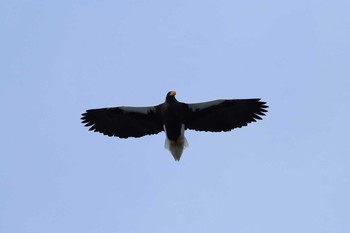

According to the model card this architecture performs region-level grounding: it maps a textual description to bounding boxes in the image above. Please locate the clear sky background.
[1,1,349,233]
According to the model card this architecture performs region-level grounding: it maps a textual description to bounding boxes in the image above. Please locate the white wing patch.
[119,106,156,114]
[188,99,225,112]
[164,124,188,161]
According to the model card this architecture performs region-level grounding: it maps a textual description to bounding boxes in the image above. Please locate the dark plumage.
[81,91,268,161]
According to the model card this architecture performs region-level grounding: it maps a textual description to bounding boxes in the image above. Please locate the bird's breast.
[161,102,185,141]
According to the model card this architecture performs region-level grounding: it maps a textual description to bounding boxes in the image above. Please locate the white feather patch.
[164,124,188,161]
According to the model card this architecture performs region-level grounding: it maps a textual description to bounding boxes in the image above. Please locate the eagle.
[81,91,268,161]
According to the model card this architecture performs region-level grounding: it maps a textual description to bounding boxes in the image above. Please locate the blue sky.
[1,1,349,232]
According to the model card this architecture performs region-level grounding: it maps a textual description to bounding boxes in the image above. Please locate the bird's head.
[166,91,177,102]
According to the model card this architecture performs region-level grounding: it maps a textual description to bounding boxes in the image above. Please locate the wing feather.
[185,99,268,132]
[81,106,163,138]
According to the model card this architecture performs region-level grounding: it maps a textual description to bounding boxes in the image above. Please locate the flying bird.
[81,91,268,161]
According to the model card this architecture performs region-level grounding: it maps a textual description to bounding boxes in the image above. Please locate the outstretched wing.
[184,99,268,132]
[81,106,163,138]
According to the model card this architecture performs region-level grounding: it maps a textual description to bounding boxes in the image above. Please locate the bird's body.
[161,93,185,140]
[81,91,268,161]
